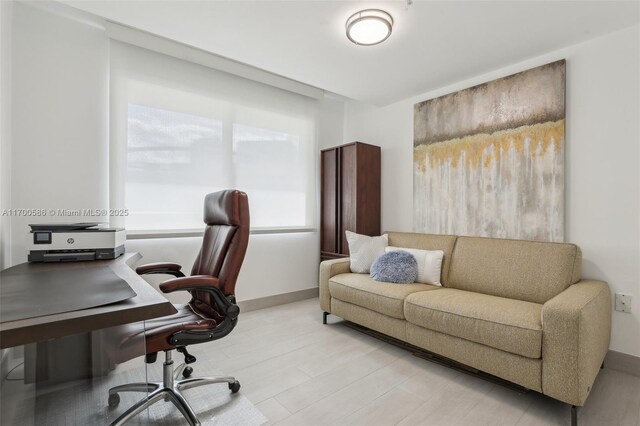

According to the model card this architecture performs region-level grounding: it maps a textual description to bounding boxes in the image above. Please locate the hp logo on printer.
[67,238,75,244]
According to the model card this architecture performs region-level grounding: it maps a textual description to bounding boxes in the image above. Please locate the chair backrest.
[190,190,250,298]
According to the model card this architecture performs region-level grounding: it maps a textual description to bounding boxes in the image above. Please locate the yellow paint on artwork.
[414,119,564,173]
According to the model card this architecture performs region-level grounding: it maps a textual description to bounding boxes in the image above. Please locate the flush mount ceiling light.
[345,9,394,46]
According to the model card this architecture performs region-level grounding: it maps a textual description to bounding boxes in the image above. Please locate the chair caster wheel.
[229,380,241,393]
[108,393,120,407]
[182,366,193,378]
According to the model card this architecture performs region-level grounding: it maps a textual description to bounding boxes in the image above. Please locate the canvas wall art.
[413,60,565,242]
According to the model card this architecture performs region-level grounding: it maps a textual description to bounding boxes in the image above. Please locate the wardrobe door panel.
[320,149,338,255]
[340,144,357,255]
[356,144,381,236]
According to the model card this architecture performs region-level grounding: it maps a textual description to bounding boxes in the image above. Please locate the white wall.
[318,94,345,149]
[10,2,109,263]
[126,232,321,304]
[0,0,13,372]
[344,25,640,358]
[8,2,343,302]
[0,0,12,270]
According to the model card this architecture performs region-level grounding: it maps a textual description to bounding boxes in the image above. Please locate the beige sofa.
[319,232,611,412]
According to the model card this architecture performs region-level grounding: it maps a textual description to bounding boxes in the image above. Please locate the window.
[126,104,225,230]
[233,124,309,227]
[110,41,317,232]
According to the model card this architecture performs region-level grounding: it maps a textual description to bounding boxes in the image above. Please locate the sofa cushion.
[345,231,388,273]
[386,232,457,286]
[404,288,543,358]
[385,246,444,286]
[447,237,582,304]
[370,251,418,283]
[329,273,439,319]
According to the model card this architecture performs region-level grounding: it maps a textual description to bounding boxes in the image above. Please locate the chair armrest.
[159,276,239,320]
[136,262,185,278]
[542,279,611,406]
[319,258,351,313]
[159,275,219,293]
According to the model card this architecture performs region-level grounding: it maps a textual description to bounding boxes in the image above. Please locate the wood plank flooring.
[218,298,639,426]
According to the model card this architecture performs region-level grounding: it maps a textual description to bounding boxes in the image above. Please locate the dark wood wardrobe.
[320,142,381,261]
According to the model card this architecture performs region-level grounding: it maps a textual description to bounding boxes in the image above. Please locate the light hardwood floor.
[4,297,636,425]
[208,297,639,426]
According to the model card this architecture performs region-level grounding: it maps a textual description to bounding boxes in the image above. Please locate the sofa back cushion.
[386,232,457,286]
[447,236,582,304]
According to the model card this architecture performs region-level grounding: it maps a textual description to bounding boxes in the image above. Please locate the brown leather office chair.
[107,190,250,426]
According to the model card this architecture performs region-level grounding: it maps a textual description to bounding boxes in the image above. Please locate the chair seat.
[329,273,439,319]
[114,304,219,362]
[404,289,543,358]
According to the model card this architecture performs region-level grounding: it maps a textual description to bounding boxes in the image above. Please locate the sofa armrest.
[542,279,611,406]
[319,258,351,312]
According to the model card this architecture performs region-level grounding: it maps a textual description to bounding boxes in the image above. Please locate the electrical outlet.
[614,293,632,313]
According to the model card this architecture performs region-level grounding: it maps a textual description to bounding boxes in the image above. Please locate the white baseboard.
[605,350,640,377]
[238,287,319,313]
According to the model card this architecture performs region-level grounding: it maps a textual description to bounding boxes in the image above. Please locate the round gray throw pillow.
[370,250,418,283]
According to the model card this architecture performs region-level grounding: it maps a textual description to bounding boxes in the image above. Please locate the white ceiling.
[62,1,639,105]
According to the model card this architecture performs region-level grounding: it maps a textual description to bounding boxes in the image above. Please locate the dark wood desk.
[0,253,177,349]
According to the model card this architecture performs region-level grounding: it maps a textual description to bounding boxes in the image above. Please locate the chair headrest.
[203,190,248,226]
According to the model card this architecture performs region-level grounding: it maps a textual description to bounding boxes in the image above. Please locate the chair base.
[108,350,240,426]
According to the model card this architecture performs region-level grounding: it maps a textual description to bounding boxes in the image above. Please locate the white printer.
[28,223,126,262]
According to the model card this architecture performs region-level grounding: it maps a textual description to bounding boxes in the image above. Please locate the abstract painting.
[413,60,565,242]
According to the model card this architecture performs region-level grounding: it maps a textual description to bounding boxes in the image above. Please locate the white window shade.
[110,41,318,232]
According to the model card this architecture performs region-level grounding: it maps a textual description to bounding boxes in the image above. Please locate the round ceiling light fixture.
[345,9,393,46]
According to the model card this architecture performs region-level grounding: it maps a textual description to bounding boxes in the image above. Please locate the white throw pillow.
[346,231,388,273]
[385,246,444,286]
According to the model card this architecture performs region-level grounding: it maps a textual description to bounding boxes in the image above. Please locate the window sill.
[126,227,317,240]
